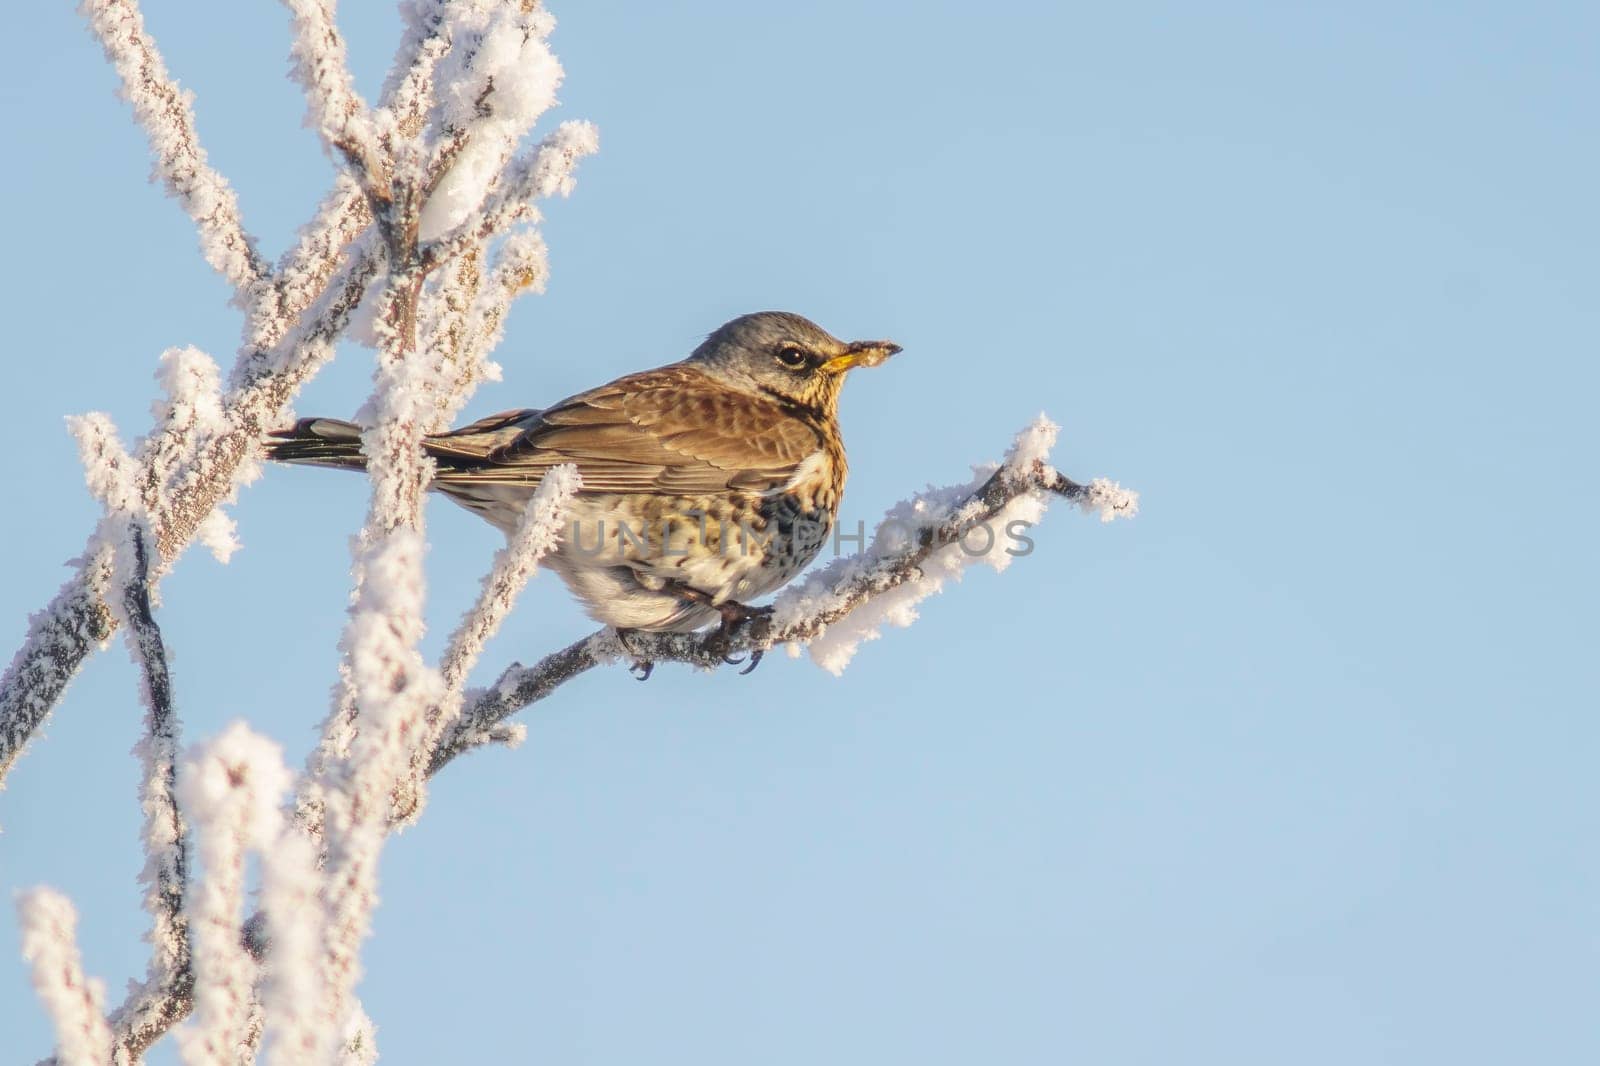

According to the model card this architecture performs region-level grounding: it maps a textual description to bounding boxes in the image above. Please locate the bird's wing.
[425,365,821,495]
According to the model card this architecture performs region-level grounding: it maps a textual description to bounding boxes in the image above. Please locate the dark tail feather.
[264,417,368,471]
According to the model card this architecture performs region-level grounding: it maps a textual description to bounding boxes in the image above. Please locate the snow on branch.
[310,255,470,1052]
[242,177,372,363]
[145,347,241,564]
[60,412,200,1062]
[481,228,552,318]
[257,804,333,1064]
[108,524,196,1063]
[0,5,1142,1064]
[289,6,597,1022]
[379,0,452,134]
[428,417,1139,774]
[417,0,567,241]
[411,228,551,432]
[440,465,579,693]
[1,136,378,796]
[776,415,1137,675]
[314,526,444,1045]
[422,120,599,265]
[0,578,113,796]
[155,238,385,567]
[9,5,601,1052]
[1,0,603,797]
[384,465,579,823]
[16,889,114,1066]
[66,411,139,519]
[280,0,387,186]
[80,0,268,294]
[411,248,489,428]
[172,724,293,1066]
[9,5,598,1059]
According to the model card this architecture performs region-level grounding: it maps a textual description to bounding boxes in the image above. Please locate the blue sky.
[2,1,1597,1062]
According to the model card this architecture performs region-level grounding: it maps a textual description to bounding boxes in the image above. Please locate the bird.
[265,311,901,671]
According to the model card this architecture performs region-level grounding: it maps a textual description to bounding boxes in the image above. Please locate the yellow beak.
[820,340,903,374]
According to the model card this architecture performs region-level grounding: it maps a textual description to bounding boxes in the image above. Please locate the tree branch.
[16,889,114,1066]
[105,525,193,1064]
[280,0,389,195]
[17,4,607,1061]
[0,145,384,798]
[0,237,379,793]
[80,0,270,295]
[428,449,1136,777]
[419,121,599,269]
[0,570,114,790]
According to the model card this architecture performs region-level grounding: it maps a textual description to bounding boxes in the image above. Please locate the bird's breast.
[771,442,847,516]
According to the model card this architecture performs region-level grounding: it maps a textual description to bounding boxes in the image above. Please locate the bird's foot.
[702,601,775,675]
[614,628,654,681]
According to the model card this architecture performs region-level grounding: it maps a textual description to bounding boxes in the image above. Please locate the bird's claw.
[616,628,655,681]
[699,629,736,666]
[703,601,774,675]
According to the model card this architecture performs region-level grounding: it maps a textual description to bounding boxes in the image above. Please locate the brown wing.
[424,364,822,495]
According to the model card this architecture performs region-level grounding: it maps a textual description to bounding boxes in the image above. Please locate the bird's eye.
[775,345,809,370]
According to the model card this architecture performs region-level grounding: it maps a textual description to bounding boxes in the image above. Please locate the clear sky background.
[2,1,1596,1063]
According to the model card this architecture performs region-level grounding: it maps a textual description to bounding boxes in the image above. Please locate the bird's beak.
[820,340,903,374]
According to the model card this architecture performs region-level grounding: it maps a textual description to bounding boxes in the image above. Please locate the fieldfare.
[266,311,901,666]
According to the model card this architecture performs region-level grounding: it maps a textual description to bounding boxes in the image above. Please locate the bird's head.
[688,311,902,418]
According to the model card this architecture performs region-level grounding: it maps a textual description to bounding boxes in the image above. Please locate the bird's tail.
[263,418,369,472]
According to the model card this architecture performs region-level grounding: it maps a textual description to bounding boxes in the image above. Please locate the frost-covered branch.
[412,1,568,241]
[379,0,451,136]
[1,0,432,790]
[80,0,268,294]
[475,228,551,343]
[16,890,114,1066]
[309,285,443,1057]
[53,414,199,1064]
[241,177,371,366]
[774,417,1138,675]
[158,239,385,563]
[303,8,588,1024]
[0,574,114,798]
[107,525,196,1063]
[383,466,577,824]
[11,5,599,1060]
[0,185,373,796]
[429,418,1140,773]
[262,11,596,1038]
[173,725,292,1066]
[0,226,374,785]
[440,466,579,694]
[256,806,332,1064]
[280,0,387,189]
[410,229,553,433]
[421,121,599,266]
[0,6,1139,1066]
